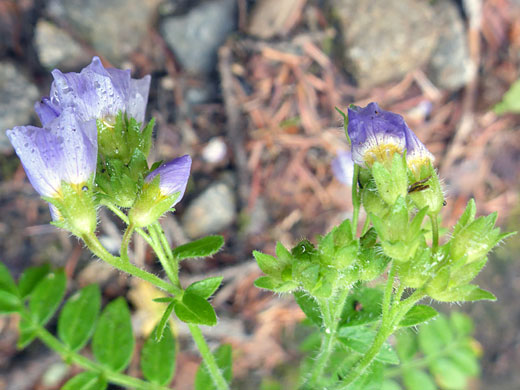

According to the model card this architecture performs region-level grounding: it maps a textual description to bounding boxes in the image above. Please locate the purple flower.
[404,127,434,171]
[348,102,407,166]
[6,109,97,201]
[146,155,192,203]
[35,57,151,126]
[332,151,354,185]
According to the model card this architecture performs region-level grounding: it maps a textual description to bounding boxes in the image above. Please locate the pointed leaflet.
[186,277,223,299]
[173,236,224,260]
[338,326,399,365]
[155,301,175,342]
[92,298,134,372]
[61,372,107,390]
[399,305,438,328]
[58,284,101,351]
[194,344,232,390]
[0,262,20,314]
[18,264,50,298]
[173,292,217,326]
[29,269,66,326]
[141,323,176,385]
[294,291,322,327]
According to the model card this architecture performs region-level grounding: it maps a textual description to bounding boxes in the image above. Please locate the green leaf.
[61,372,107,390]
[141,323,176,385]
[418,315,453,356]
[173,292,217,326]
[449,347,479,376]
[155,302,175,342]
[153,297,174,303]
[17,317,37,348]
[450,312,474,336]
[186,277,223,299]
[194,344,232,390]
[461,286,497,301]
[253,276,298,293]
[18,264,51,298]
[402,369,436,390]
[340,285,383,327]
[339,327,399,365]
[29,269,66,326]
[399,305,438,327]
[382,380,402,390]
[294,291,322,327]
[494,78,520,114]
[345,361,383,390]
[253,251,281,276]
[430,358,468,390]
[92,298,134,372]
[0,261,18,295]
[0,290,21,314]
[395,329,418,362]
[58,285,101,351]
[173,236,225,260]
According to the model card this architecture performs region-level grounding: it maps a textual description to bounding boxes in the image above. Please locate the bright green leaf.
[18,264,50,298]
[418,315,453,356]
[253,251,281,277]
[153,297,173,303]
[0,261,17,295]
[173,236,224,260]
[173,292,217,326]
[61,371,107,390]
[92,298,134,372]
[382,379,402,390]
[430,358,468,390]
[450,312,474,337]
[294,291,322,327]
[155,302,174,342]
[450,347,479,377]
[339,327,399,365]
[340,285,383,327]
[399,305,438,327]
[29,269,66,326]
[194,344,232,390]
[402,369,436,390]
[17,317,37,348]
[0,289,21,314]
[141,323,176,385]
[395,329,418,362]
[58,284,101,351]
[186,277,223,299]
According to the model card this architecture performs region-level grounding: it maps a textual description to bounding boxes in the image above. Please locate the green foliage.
[399,305,438,327]
[195,344,233,390]
[29,269,66,326]
[92,298,134,372]
[141,323,177,385]
[58,284,101,351]
[0,261,20,314]
[338,326,399,365]
[61,372,107,390]
[173,292,217,326]
[18,264,51,298]
[340,285,383,327]
[186,277,223,299]
[173,236,225,261]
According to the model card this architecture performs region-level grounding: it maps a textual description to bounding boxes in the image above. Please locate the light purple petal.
[46,57,150,124]
[146,155,192,205]
[34,97,60,126]
[347,102,407,165]
[332,151,354,185]
[404,127,434,168]
[6,109,98,198]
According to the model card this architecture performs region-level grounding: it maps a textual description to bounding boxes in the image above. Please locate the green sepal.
[129,175,180,228]
[45,179,97,236]
[253,276,298,293]
[371,153,408,205]
[408,162,444,215]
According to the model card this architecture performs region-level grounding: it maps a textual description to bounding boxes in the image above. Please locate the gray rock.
[427,0,476,90]
[160,0,237,74]
[47,0,161,64]
[330,0,439,88]
[0,62,39,153]
[182,181,236,238]
[35,20,91,70]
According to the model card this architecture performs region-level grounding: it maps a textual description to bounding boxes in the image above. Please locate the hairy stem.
[351,164,361,237]
[188,324,229,390]
[430,214,439,254]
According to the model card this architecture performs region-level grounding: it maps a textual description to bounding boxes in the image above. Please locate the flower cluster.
[6,57,191,235]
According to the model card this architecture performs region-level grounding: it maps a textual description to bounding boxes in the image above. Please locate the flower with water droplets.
[129,155,192,228]
[6,109,98,235]
[34,56,150,125]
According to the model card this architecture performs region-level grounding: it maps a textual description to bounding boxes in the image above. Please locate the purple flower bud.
[404,127,434,172]
[332,151,354,185]
[348,102,407,166]
[6,109,97,200]
[146,155,192,204]
[35,57,150,126]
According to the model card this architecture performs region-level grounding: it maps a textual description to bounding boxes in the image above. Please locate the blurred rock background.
[0,0,519,389]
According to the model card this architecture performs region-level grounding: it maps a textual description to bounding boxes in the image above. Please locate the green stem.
[188,324,229,390]
[361,217,371,236]
[147,225,181,289]
[81,233,181,295]
[382,263,396,319]
[120,223,135,263]
[430,214,439,254]
[151,222,175,263]
[31,316,169,390]
[351,164,361,237]
[306,287,350,387]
